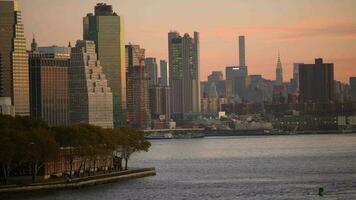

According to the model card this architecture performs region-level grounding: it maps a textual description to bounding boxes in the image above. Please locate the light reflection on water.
[4,134,356,200]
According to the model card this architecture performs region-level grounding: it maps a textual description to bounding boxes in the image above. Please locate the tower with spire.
[31,34,38,52]
[275,51,283,85]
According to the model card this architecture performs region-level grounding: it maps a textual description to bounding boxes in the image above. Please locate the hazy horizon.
[19,0,356,82]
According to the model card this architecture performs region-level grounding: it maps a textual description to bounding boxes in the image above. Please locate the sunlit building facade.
[29,39,71,127]
[127,61,151,129]
[168,31,200,119]
[0,0,29,116]
[69,40,113,128]
[83,3,126,127]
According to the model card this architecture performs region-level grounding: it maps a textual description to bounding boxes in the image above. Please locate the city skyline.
[18,0,356,83]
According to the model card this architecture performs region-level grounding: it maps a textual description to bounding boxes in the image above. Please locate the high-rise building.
[125,43,151,128]
[160,60,168,86]
[83,3,126,127]
[239,36,246,67]
[0,0,29,116]
[275,52,283,85]
[125,44,145,72]
[127,61,151,129]
[226,66,247,98]
[69,40,113,128]
[149,86,170,121]
[289,63,303,94]
[206,71,232,98]
[29,39,71,127]
[208,71,223,82]
[145,57,158,86]
[168,31,200,119]
[350,77,356,101]
[299,58,334,103]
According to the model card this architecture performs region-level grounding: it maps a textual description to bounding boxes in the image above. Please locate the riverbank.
[205,129,356,137]
[0,168,156,194]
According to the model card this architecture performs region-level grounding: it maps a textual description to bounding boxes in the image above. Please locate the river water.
[4,134,356,199]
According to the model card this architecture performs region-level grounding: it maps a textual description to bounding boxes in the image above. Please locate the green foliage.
[0,115,151,184]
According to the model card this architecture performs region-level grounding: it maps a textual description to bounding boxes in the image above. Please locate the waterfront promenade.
[0,168,156,194]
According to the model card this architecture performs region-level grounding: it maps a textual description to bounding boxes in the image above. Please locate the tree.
[0,129,16,184]
[119,128,151,170]
[25,128,59,183]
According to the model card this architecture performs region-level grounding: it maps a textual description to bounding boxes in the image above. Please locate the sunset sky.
[19,0,356,83]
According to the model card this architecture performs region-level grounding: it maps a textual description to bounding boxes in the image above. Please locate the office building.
[145,57,158,86]
[168,31,200,119]
[208,71,223,82]
[350,77,356,101]
[125,44,145,72]
[160,60,168,86]
[299,58,334,103]
[83,3,126,127]
[275,53,283,85]
[127,61,151,129]
[69,40,113,128]
[226,66,247,98]
[0,0,29,116]
[29,38,70,126]
[149,86,170,121]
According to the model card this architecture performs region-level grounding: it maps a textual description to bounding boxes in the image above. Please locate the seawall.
[0,168,156,193]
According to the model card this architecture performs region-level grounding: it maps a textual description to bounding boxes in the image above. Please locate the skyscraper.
[149,86,170,121]
[350,77,356,101]
[239,36,246,67]
[226,66,247,98]
[299,58,334,103]
[29,38,71,127]
[0,0,29,116]
[127,61,151,129]
[160,60,168,86]
[69,40,113,128]
[125,44,150,128]
[275,52,283,85]
[145,57,158,86]
[168,31,200,119]
[208,71,223,82]
[83,3,126,127]
[125,44,145,72]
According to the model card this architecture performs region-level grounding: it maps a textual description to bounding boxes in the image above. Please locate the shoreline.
[0,168,156,194]
[204,130,356,137]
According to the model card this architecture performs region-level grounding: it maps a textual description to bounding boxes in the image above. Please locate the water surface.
[4,134,356,199]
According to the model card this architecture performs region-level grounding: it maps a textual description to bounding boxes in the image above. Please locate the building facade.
[160,60,168,86]
[0,97,15,116]
[226,66,247,99]
[149,86,171,121]
[145,57,158,86]
[0,0,29,116]
[83,3,126,127]
[69,40,113,128]
[239,36,246,67]
[29,40,71,127]
[299,58,334,103]
[350,77,356,102]
[275,53,283,85]
[126,61,151,129]
[168,31,200,119]
[125,44,145,73]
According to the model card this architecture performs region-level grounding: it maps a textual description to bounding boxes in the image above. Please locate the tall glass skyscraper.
[0,0,29,116]
[83,3,126,127]
[168,31,200,119]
